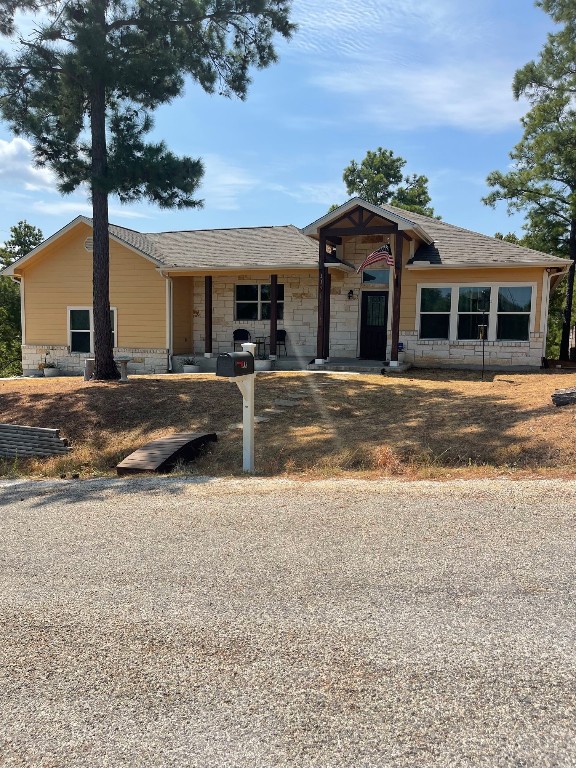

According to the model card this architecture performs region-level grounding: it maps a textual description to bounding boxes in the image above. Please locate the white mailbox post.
[215,342,256,473]
[236,342,256,472]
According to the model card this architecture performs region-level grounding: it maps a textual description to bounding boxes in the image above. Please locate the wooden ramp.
[116,432,217,476]
[0,424,70,458]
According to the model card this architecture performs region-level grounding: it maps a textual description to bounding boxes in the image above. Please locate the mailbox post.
[215,342,256,472]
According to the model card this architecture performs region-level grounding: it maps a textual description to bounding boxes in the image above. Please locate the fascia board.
[1,216,163,274]
[158,263,319,274]
[1,215,92,275]
[406,261,572,270]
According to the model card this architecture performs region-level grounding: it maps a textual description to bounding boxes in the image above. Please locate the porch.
[171,353,411,374]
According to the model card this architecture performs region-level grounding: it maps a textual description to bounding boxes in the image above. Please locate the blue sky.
[0,0,555,243]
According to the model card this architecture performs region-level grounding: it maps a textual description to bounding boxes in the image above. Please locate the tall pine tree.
[341,147,437,218]
[0,220,43,376]
[484,0,576,360]
[0,1,293,379]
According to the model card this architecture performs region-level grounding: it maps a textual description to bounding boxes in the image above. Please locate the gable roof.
[1,218,321,275]
[302,198,569,268]
[1,201,571,276]
[301,197,434,244]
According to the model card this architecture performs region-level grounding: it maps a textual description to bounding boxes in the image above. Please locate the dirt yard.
[1,369,575,479]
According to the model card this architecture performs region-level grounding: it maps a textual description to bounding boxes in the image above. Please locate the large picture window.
[235,284,284,320]
[68,307,116,353]
[497,286,532,341]
[419,287,452,339]
[457,287,491,340]
[418,284,534,342]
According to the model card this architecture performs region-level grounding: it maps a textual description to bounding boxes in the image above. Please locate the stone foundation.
[399,331,545,369]
[21,345,169,376]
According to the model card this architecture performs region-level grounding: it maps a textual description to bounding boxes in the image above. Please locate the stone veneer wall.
[192,272,321,360]
[191,271,371,360]
[399,331,545,368]
[21,345,169,376]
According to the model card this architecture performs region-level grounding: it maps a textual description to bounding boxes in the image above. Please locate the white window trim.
[416,282,537,342]
[234,283,284,321]
[67,306,118,353]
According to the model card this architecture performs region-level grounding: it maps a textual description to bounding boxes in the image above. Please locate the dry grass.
[1,369,576,480]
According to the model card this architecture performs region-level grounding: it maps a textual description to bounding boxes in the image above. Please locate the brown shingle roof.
[109,223,319,269]
[88,207,575,271]
[386,205,569,266]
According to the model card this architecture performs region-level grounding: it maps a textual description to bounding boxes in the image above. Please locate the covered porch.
[302,199,431,366]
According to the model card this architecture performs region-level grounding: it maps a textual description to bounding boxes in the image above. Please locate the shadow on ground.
[0,370,572,485]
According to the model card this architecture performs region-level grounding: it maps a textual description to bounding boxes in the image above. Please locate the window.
[417,284,534,342]
[497,286,532,340]
[419,287,452,339]
[68,307,116,353]
[362,268,390,285]
[235,284,284,320]
[457,287,491,340]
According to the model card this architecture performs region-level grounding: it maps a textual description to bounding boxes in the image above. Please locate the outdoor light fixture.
[347,290,354,300]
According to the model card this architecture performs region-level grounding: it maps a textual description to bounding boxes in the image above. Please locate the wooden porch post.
[323,270,331,360]
[204,275,213,355]
[316,233,327,360]
[269,274,278,357]
[390,230,404,361]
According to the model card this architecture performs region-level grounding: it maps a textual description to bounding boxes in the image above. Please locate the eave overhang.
[406,261,571,270]
[0,215,164,276]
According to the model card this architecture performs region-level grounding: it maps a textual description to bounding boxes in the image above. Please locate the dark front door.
[360,291,388,359]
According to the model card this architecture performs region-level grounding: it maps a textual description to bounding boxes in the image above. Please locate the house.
[1,198,571,375]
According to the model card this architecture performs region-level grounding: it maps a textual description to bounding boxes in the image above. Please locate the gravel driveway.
[0,477,575,767]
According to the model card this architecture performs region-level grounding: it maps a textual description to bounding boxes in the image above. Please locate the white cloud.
[289,0,527,132]
[33,199,152,220]
[314,61,527,132]
[198,154,259,210]
[0,137,57,191]
[268,181,346,206]
[291,0,476,56]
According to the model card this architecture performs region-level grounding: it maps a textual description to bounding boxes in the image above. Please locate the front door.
[360,291,388,359]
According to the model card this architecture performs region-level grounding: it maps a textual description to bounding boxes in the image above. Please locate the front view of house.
[2,198,570,374]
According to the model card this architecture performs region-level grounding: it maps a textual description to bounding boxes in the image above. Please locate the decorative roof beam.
[321,225,397,237]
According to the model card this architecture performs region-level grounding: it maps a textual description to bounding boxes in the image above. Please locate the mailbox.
[216,351,254,377]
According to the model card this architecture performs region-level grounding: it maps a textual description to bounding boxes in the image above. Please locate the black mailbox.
[216,351,254,377]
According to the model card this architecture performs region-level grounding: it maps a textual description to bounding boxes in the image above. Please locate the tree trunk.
[89,11,119,381]
[559,219,576,361]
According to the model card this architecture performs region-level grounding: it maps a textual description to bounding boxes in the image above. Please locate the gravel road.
[0,477,575,767]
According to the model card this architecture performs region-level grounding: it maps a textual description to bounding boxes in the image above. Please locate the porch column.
[323,270,331,360]
[316,233,327,360]
[390,230,404,362]
[204,275,213,355]
[269,274,278,357]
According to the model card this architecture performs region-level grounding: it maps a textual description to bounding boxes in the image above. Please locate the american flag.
[356,243,394,273]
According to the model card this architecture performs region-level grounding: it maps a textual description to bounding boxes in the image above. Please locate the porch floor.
[172,354,411,374]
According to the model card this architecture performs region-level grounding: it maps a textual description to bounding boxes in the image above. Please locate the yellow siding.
[22,222,166,348]
[400,267,545,331]
[172,277,194,354]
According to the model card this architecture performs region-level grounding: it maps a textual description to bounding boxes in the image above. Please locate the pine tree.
[341,147,437,218]
[484,0,576,360]
[0,221,44,267]
[0,1,293,379]
[0,220,44,375]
